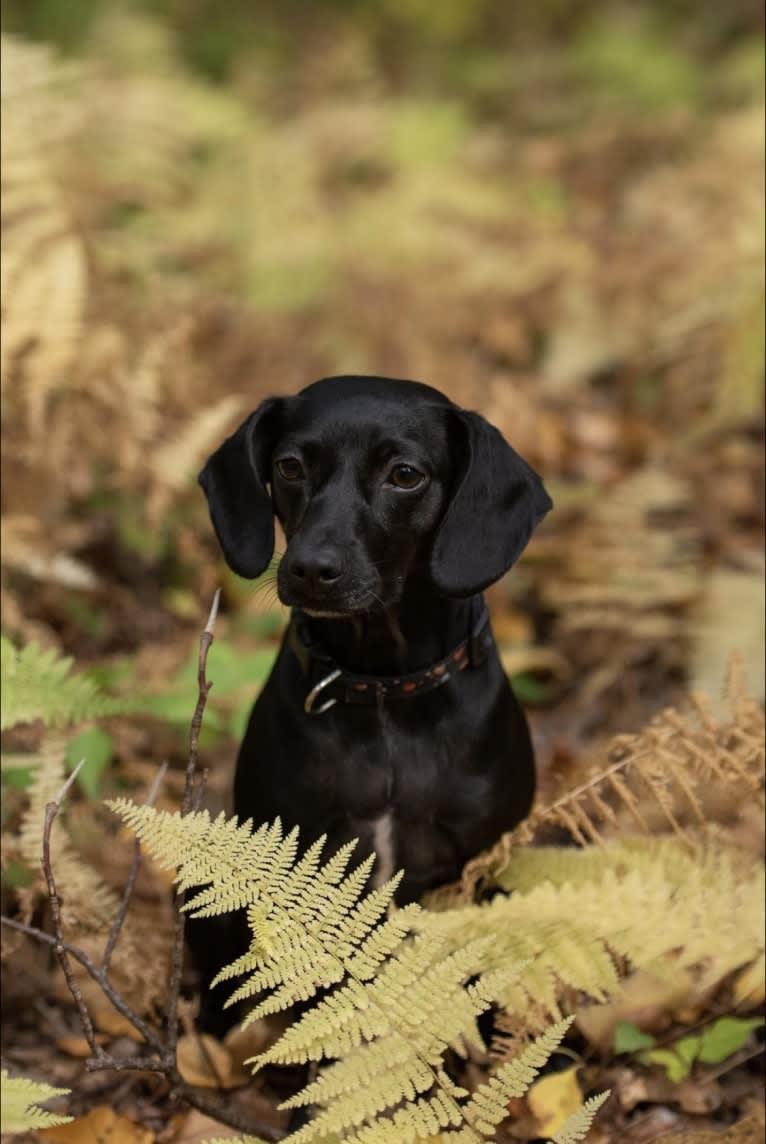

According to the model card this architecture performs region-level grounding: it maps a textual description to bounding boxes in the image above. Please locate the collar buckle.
[304,667,342,715]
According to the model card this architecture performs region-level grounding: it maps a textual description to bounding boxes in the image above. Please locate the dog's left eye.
[275,457,305,481]
[387,464,426,490]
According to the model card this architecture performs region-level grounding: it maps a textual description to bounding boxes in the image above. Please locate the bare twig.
[1,915,163,1052]
[42,760,104,1060]
[166,589,220,1060]
[103,761,168,972]
[1,593,287,1139]
[183,589,220,815]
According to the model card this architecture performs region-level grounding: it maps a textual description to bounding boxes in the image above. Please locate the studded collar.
[288,600,494,714]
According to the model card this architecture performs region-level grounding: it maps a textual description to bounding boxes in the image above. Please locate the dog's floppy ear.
[198,397,285,580]
[430,409,552,597]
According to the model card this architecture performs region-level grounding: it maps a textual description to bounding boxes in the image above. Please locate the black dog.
[192,375,551,1032]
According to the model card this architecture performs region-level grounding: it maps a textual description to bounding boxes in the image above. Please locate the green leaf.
[673,1033,702,1069]
[640,1047,692,1083]
[510,672,550,704]
[613,1020,656,1054]
[2,860,35,888]
[697,1016,764,1065]
[65,727,114,798]
[1,763,34,790]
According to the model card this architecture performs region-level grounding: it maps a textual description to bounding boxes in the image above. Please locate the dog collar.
[288,601,494,715]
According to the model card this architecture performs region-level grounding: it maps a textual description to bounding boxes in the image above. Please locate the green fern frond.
[1,637,127,730]
[0,1069,72,1132]
[548,1091,611,1143]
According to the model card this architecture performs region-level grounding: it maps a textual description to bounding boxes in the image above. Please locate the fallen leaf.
[91,1001,145,1041]
[613,1067,722,1115]
[661,1107,765,1143]
[169,1110,241,1143]
[527,1066,582,1136]
[176,1033,242,1089]
[223,1017,282,1068]
[577,969,692,1052]
[732,957,766,1007]
[41,1105,154,1143]
[56,1033,109,1057]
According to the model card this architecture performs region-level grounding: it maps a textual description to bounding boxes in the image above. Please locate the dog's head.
[199,375,552,614]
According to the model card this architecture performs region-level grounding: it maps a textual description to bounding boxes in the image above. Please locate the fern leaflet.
[109,802,600,1142]
[1,637,128,730]
[0,1069,72,1131]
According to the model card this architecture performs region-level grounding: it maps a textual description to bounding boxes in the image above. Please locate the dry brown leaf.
[659,1107,765,1144]
[168,1110,241,1144]
[56,1033,108,1057]
[576,969,693,1053]
[90,1002,146,1042]
[41,1105,154,1144]
[732,957,766,1009]
[223,1017,282,1069]
[176,1032,242,1089]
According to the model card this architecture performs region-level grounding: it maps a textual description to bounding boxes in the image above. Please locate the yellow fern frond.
[429,837,764,1039]
[111,802,597,1142]
[200,1139,271,1144]
[0,1069,72,1132]
[547,1091,611,1144]
[464,1020,573,1134]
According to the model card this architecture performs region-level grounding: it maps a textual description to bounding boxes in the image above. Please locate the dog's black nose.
[288,549,344,590]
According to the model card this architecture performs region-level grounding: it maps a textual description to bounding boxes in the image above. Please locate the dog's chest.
[330,708,487,886]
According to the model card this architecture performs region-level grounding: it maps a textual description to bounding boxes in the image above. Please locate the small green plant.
[613,1016,765,1083]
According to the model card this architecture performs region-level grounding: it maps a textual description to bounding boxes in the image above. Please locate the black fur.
[192,375,552,1033]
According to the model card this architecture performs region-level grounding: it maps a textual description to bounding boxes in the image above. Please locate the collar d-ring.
[304,667,342,715]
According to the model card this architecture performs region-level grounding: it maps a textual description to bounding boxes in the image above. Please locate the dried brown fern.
[8,735,171,1010]
[537,466,702,727]
[440,662,764,904]
[0,35,87,444]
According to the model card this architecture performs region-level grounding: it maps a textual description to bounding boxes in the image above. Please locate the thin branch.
[165,588,220,1061]
[42,760,104,1060]
[103,761,168,973]
[1,919,286,1140]
[183,588,220,816]
[1,592,288,1140]
[0,915,163,1053]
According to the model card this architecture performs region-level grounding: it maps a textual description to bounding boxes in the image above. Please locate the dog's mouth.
[278,585,384,618]
[301,607,364,619]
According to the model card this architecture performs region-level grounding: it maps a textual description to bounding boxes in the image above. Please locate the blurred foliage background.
[1,0,764,778]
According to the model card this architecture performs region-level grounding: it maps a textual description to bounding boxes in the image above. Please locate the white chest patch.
[370,812,396,889]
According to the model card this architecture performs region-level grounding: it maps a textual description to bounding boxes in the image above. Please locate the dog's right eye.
[275,457,305,482]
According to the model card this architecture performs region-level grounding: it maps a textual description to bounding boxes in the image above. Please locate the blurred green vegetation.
[1,0,763,744]
[4,0,763,95]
